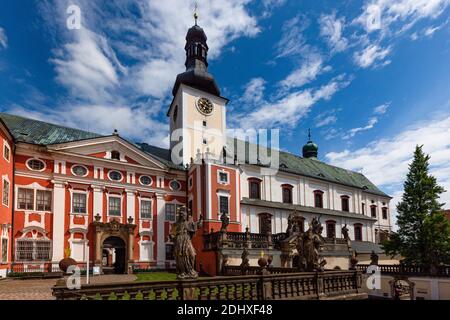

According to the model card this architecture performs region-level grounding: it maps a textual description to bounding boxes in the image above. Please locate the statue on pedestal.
[298,217,327,271]
[370,250,379,266]
[170,206,203,279]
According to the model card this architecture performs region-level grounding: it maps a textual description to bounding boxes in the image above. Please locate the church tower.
[167,14,228,166]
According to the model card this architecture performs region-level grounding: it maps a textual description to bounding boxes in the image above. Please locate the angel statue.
[170,206,203,279]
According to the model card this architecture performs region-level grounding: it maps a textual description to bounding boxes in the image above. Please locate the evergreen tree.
[383,145,450,269]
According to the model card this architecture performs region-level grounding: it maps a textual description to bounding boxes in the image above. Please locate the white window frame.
[71,164,89,177]
[165,201,183,221]
[36,189,52,212]
[139,175,153,186]
[2,176,10,207]
[1,225,10,264]
[107,194,122,217]
[26,158,46,172]
[217,169,229,185]
[70,190,89,215]
[108,170,123,182]
[139,198,153,220]
[169,179,181,191]
[216,190,231,217]
[16,187,35,211]
[3,140,10,163]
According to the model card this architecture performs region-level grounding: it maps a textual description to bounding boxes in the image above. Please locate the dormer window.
[111,151,120,160]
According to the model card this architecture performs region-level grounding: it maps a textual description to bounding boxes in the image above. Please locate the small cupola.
[302,129,318,159]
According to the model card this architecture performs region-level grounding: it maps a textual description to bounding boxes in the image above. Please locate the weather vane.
[194,1,199,26]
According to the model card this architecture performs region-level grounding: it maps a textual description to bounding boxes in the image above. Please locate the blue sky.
[0,0,449,222]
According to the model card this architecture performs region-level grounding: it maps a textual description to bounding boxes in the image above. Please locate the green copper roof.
[0,112,389,197]
[227,138,390,198]
[0,113,102,145]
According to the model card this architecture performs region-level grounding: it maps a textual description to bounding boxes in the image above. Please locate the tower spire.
[308,128,311,141]
[194,1,198,26]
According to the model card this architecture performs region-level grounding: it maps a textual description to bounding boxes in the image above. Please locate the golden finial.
[194,1,199,26]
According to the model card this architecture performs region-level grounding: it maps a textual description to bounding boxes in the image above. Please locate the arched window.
[370,205,377,218]
[111,151,120,160]
[354,223,363,241]
[313,190,324,208]
[248,178,261,200]
[341,195,350,212]
[326,220,336,238]
[282,184,293,204]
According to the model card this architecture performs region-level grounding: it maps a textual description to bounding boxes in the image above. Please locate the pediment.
[47,136,167,170]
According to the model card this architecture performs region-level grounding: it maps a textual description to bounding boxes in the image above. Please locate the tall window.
[354,224,363,241]
[165,203,182,221]
[109,197,121,216]
[326,221,336,238]
[219,196,229,215]
[282,185,293,204]
[382,207,388,220]
[314,190,323,208]
[165,243,174,260]
[341,196,349,212]
[15,239,51,261]
[140,200,152,219]
[18,188,34,210]
[36,190,52,211]
[3,144,10,161]
[72,193,87,214]
[370,205,377,218]
[1,238,7,263]
[2,179,9,206]
[249,179,261,200]
[362,203,365,215]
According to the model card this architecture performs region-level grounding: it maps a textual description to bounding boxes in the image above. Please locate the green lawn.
[135,272,177,282]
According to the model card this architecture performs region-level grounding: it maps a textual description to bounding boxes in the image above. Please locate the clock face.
[196,97,214,115]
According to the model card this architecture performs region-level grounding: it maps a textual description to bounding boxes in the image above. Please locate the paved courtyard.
[0,274,137,300]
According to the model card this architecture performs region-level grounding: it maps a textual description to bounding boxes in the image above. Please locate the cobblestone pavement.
[0,274,137,300]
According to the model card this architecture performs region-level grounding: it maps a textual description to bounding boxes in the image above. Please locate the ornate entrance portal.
[92,219,136,274]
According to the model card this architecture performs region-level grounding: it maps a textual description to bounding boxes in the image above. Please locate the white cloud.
[0,26,7,49]
[355,0,449,33]
[274,15,311,59]
[373,102,390,114]
[315,109,340,128]
[353,44,391,68]
[33,0,261,147]
[279,56,331,90]
[234,75,351,128]
[343,117,378,139]
[51,29,126,104]
[241,77,266,105]
[326,115,450,225]
[319,13,348,53]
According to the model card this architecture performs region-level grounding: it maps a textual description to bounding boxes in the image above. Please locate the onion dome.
[302,129,318,159]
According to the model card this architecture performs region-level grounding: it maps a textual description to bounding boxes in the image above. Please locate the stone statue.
[240,246,250,268]
[220,212,229,232]
[298,218,326,271]
[370,250,379,266]
[341,224,349,241]
[170,206,203,279]
[286,213,294,236]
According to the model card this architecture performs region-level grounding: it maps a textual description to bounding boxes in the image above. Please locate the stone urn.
[59,257,77,273]
[258,256,268,268]
[59,248,77,273]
